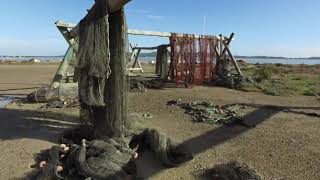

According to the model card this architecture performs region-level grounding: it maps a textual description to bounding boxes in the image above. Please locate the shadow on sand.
[1,102,318,179]
[0,108,78,143]
[135,103,320,179]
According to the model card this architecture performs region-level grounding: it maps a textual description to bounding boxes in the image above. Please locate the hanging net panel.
[169,34,218,87]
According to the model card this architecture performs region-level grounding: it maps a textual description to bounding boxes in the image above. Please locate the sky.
[0,0,320,57]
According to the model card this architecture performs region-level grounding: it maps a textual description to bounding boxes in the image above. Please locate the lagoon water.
[139,56,320,65]
[243,58,320,65]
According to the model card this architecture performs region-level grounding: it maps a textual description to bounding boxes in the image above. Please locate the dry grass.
[240,64,320,96]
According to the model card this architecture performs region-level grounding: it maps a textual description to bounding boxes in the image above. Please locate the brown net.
[169,34,218,86]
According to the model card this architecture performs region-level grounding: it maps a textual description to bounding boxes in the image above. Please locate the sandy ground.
[0,64,320,179]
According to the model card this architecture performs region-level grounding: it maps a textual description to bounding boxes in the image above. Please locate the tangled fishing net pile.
[32,126,193,180]
[167,100,247,126]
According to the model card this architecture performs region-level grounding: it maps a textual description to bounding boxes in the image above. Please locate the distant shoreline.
[235,56,320,60]
[1,54,320,59]
[0,55,319,65]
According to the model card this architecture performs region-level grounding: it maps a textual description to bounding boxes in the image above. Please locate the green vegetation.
[239,64,320,96]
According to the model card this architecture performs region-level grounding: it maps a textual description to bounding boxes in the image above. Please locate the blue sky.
[0,0,319,57]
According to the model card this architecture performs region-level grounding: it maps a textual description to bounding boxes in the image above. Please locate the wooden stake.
[222,41,243,75]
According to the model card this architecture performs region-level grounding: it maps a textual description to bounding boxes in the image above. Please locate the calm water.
[0,97,14,108]
[243,58,320,65]
[139,56,320,65]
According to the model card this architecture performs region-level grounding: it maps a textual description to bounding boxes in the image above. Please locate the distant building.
[28,58,41,63]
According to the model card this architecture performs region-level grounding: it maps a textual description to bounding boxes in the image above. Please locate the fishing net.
[204,161,261,180]
[167,100,253,127]
[76,0,110,107]
[76,2,129,138]
[76,0,110,78]
[32,2,193,179]
[169,34,218,86]
[33,126,193,179]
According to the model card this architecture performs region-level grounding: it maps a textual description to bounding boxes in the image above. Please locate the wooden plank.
[220,33,235,57]
[129,68,143,71]
[55,21,76,29]
[131,49,143,73]
[55,21,227,39]
[137,60,144,73]
[222,41,243,75]
[50,46,74,88]
[133,44,170,50]
[50,25,77,88]
[128,29,171,37]
[130,48,138,62]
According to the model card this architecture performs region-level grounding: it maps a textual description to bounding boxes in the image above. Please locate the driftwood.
[27,83,78,103]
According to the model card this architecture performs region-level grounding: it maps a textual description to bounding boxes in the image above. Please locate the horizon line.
[1,55,320,59]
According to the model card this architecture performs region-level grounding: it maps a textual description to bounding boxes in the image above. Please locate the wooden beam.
[131,49,144,73]
[55,21,76,29]
[128,29,225,39]
[129,68,143,71]
[108,0,132,14]
[128,29,171,37]
[50,46,74,88]
[55,21,227,40]
[222,41,243,75]
[132,45,170,50]
[129,47,138,63]
[220,33,235,57]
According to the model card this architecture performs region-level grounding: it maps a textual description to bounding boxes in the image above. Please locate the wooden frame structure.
[128,44,170,74]
[128,44,144,73]
[50,20,242,88]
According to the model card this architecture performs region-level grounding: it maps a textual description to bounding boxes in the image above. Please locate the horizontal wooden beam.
[55,21,76,29]
[129,68,144,71]
[55,20,228,40]
[128,29,171,37]
[132,44,170,50]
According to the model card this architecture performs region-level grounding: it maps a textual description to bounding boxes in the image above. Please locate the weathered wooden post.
[50,47,74,88]
[156,45,169,79]
[50,21,78,88]
[93,8,129,138]
[74,0,131,138]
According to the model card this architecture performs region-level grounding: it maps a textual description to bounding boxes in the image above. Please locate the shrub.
[254,65,280,82]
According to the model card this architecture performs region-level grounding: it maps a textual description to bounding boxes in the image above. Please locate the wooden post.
[93,8,128,138]
[155,45,169,79]
[161,48,169,79]
[155,48,161,75]
[50,23,78,88]
[222,41,243,75]
[130,49,143,73]
[220,33,235,57]
[75,1,130,138]
[129,43,137,63]
[50,46,74,88]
